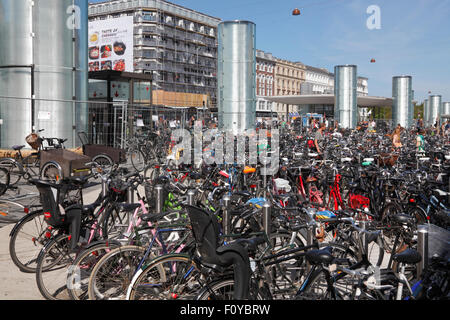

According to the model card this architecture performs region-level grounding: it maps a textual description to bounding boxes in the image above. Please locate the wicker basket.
[25,133,42,150]
[377,153,399,167]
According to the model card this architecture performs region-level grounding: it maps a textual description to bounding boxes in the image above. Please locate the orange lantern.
[292,8,301,16]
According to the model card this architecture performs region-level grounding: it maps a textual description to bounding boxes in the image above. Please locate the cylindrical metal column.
[392,76,413,128]
[417,225,429,278]
[334,65,357,129]
[217,20,256,134]
[0,0,89,149]
[154,185,164,214]
[423,99,429,127]
[442,102,450,116]
[429,95,442,127]
[0,0,34,148]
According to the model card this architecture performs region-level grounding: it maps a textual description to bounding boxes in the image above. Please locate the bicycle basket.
[348,194,370,209]
[25,133,42,150]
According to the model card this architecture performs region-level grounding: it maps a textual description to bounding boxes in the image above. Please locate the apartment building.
[273,58,306,121]
[301,65,334,95]
[88,0,221,108]
[256,50,276,120]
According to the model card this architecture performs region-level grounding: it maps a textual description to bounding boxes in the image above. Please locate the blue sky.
[90,0,450,103]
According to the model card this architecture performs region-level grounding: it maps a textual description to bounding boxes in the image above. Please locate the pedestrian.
[314,122,326,156]
[416,129,425,156]
[392,126,402,149]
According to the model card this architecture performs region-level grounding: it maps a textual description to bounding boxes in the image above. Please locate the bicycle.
[0,130,65,186]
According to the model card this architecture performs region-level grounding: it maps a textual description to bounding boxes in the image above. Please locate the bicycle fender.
[9,209,43,237]
[0,158,24,173]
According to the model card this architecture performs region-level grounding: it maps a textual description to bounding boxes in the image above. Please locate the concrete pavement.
[0,182,102,300]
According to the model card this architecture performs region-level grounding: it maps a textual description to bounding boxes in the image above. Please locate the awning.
[266,94,395,107]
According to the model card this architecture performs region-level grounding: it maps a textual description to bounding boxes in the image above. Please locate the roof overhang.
[266,94,394,107]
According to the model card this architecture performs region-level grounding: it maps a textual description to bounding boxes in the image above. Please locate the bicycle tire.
[40,161,63,184]
[0,199,26,222]
[88,245,150,300]
[127,253,201,300]
[8,209,53,273]
[264,232,308,299]
[35,234,77,300]
[0,158,23,186]
[129,149,146,172]
[0,167,10,196]
[67,240,122,300]
[195,276,270,300]
[295,268,335,300]
[92,154,114,173]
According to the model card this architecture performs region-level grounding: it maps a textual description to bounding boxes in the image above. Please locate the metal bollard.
[187,189,196,206]
[101,178,107,198]
[127,187,134,204]
[262,201,271,239]
[222,195,231,239]
[155,185,164,214]
[417,224,429,278]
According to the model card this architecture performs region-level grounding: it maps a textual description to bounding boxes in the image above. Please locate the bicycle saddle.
[391,214,415,225]
[393,248,421,264]
[305,246,334,265]
[12,145,25,151]
[232,237,266,256]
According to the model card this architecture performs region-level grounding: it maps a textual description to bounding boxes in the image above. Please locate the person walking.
[416,129,425,156]
[392,126,403,149]
[314,122,326,156]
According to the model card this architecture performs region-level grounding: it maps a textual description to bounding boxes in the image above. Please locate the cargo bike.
[0,131,91,186]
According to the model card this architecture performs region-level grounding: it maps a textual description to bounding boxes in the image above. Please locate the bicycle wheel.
[195,276,270,300]
[0,158,23,186]
[9,209,54,273]
[129,148,146,172]
[127,253,202,300]
[0,167,10,196]
[67,241,121,300]
[40,161,63,184]
[296,268,334,300]
[88,245,151,300]
[92,154,114,173]
[265,232,308,299]
[35,234,76,300]
[406,205,427,225]
[0,199,26,221]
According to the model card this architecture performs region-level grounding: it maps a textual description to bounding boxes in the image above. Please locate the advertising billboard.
[88,16,134,72]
